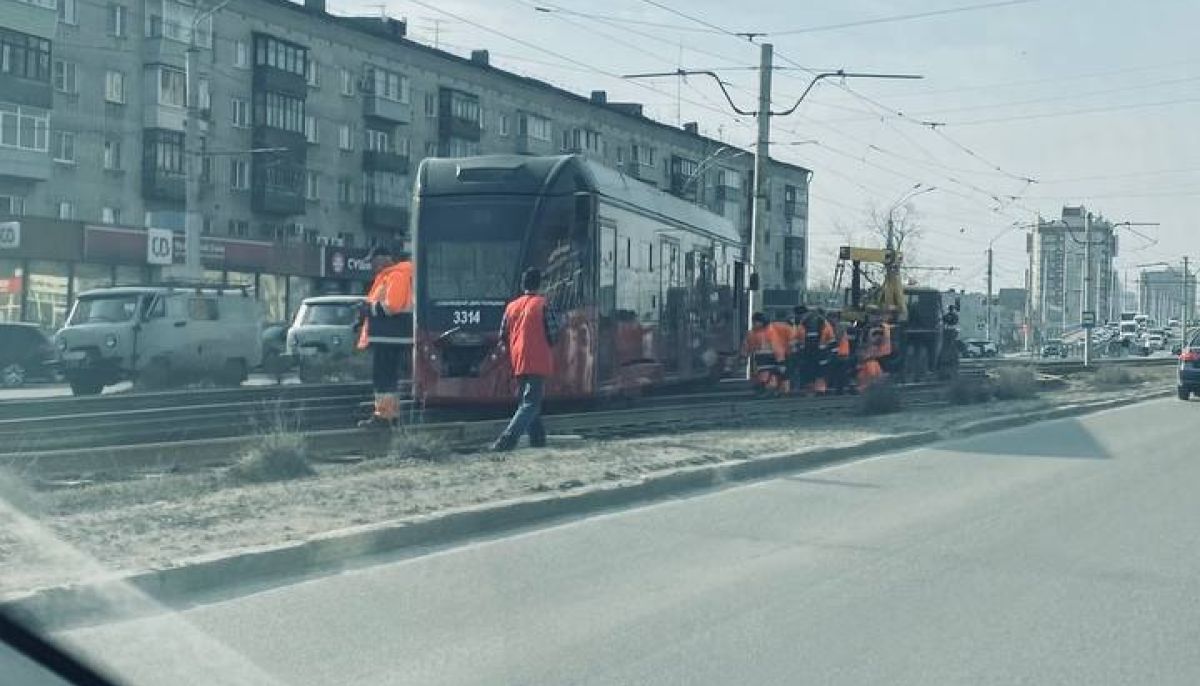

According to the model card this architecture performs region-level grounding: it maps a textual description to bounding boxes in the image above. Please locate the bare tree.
[867,202,923,261]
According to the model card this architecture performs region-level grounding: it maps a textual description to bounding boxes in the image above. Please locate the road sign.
[146,228,174,265]
[0,221,19,250]
[1082,310,1096,328]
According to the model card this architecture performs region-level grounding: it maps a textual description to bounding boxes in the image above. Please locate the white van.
[55,285,264,395]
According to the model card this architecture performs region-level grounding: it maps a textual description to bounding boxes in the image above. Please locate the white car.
[1147,334,1165,350]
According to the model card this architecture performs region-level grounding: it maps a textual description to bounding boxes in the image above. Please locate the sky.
[341,0,1200,292]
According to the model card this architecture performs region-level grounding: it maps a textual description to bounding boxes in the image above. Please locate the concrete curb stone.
[2,391,1170,631]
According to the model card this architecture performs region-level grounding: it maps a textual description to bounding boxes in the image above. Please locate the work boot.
[357,415,393,430]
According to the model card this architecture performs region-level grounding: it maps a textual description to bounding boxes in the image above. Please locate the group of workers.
[742,305,897,397]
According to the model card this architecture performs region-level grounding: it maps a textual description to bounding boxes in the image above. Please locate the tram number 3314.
[452,310,482,325]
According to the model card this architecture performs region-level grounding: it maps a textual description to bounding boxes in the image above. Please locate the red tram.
[413,154,746,405]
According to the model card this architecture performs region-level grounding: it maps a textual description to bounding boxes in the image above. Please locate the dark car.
[1178,332,1200,400]
[0,322,57,388]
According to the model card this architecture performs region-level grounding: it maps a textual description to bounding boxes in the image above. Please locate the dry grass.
[857,381,902,415]
[946,375,993,405]
[227,429,314,483]
[1090,366,1143,389]
[993,367,1039,400]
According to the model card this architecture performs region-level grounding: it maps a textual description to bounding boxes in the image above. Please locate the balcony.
[439,115,481,141]
[142,167,185,202]
[1,0,56,39]
[0,73,51,108]
[252,184,305,215]
[669,172,697,201]
[252,65,307,98]
[362,150,409,174]
[515,134,553,156]
[362,203,409,233]
[363,95,412,124]
[0,147,51,181]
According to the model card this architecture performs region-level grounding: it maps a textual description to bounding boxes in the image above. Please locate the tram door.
[597,222,618,385]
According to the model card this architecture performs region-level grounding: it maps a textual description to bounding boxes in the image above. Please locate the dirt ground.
[0,369,1175,597]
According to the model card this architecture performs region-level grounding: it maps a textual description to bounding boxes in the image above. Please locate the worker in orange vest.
[492,268,562,453]
[742,312,791,396]
[355,245,413,428]
[826,310,853,394]
[858,322,888,390]
[792,305,835,395]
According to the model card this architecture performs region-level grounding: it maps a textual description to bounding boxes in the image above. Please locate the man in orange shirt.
[356,245,413,428]
[742,312,791,395]
[492,268,561,453]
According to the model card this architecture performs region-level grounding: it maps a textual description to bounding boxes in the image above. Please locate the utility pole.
[747,42,772,325]
[986,246,994,341]
[1083,211,1093,366]
[1184,255,1191,344]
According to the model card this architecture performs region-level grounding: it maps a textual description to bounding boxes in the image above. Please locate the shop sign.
[172,235,227,265]
[323,247,374,279]
[0,222,18,250]
[146,228,174,265]
[0,276,21,294]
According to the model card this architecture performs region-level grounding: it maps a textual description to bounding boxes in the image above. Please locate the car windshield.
[300,303,358,326]
[66,295,141,325]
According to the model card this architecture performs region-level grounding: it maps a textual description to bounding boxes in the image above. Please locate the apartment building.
[1028,206,1116,339]
[0,0,811,329]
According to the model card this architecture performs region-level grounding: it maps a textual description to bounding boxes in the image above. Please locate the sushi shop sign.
[0,221,18,250]
[323,247,375,279]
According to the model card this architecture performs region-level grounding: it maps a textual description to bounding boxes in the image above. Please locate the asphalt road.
[61,397,1200,685]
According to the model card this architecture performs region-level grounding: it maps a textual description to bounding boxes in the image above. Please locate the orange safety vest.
[744,323,791,362]
[836,330,851,358]
[504,293,554,377]
[357,261,413,349]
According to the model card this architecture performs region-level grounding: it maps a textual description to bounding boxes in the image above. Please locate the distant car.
[285,296,369,383]
[1040,341,1068,359]
[1178,332,1200,400]
[1147,334,1165,350]
[0,323,57,388]
[960,339,998,358]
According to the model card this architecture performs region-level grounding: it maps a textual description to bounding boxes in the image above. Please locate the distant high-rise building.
[1029,206,1117,339]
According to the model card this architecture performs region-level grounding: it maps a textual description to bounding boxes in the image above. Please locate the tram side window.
[531,193,591,313]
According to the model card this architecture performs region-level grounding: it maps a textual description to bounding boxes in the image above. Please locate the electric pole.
[748,42,772,325]
[1184,255,1191,344]
[1083,211,1093,367]
[986,246,994,342]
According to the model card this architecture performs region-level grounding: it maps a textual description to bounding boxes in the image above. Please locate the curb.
[1,391,1168,631]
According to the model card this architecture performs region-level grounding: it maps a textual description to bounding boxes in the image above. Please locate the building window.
[338,124,353,151]
[228,218,249,237]
[0,28,52,83]
[57,201,73,220]
[0,103,49,152]
[230,159,248,189]
[306,56,319,87]
[424,93,436,118]
[364,66,409,103]
[108,4,127,37]
[498,113,510,137]
[445,137,480,157]
[395,135,409,157]
[447,91,480,124]
[254,34,308,78]
[783,184,798,217]
[158,66,186,107]
[304,115,318,144]
[53,60,77,94]
[58,0,77,24]
[253,91,305,133]
[339,68,354,96]
[101,206,120,225]
[519,113,551,142]
[305,170,319,201]
[149,130,184,174]
[632,144,655,166]
[104,70,125,103]
[362,171,406,207]
[51,130,75,163]
[201,154,211,183]
[365,128,390,153]
[197,77,210,111]
[234,40,248,68]
[424,141,436,157]
[231,97,249,127]
[102,139,121,169]
[337,177,354,205]
[0,195,26,216]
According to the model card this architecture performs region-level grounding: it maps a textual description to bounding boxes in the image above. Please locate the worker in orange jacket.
[792,305,835,395]
[742,312,791,395]
[858,323,888,390]
[356,245,413,428]
[826,310,853,395]
[492,267,561,452]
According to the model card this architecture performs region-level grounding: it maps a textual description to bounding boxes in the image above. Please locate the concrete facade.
[1029,206,1116,339]
[0,0,812,317]
[1139,267,1195,327]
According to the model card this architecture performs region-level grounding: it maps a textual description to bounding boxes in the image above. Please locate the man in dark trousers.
[492,268,561,452]
[355,244,413,428]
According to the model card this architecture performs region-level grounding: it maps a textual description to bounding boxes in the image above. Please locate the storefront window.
[0,259,22,323]
[73,264,113,302]
[27,260,70,331]
[259,273,287,323]
[288,276,314,316]
[203,269,224,286]
[226,270,255,296]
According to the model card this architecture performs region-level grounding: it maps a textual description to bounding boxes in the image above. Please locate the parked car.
[285,296,369,383]
[0,322,57,388]
[55,285,264,395]
[1178,332,1200,400]
[1147,334,1165,351]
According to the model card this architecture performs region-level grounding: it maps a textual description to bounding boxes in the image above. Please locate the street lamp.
[983,221,1026,342]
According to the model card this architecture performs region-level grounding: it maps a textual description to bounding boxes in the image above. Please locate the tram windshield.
[420,196,535,302]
